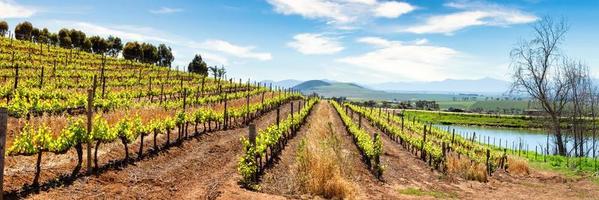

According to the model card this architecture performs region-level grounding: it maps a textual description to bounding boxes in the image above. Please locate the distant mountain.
[292,79,498,101]
[259,79,302,89]
[367,77,510,94]
[292,80,331,90]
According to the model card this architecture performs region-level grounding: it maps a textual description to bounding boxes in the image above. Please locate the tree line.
[0,20,174,68]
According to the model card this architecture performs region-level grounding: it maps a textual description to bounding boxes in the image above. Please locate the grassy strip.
[403,110,540,128]
[397,187,457,199]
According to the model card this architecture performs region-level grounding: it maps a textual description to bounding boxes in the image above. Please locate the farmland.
[0,34,596,199]
[1,1,599,199]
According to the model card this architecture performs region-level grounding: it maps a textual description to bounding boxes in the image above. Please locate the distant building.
[524,109,544,116]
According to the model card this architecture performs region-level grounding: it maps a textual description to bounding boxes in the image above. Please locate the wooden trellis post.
[421,125,427,161]
[224,94,228,130]
[245,88,250,125]
[276,106,280,128]
[0,108,7,200]
[249,124,256,146]
[39,65,44,88]
[359,114,362,129]
[486,149,491,175]
[451,129,455,144]
[401,115,404,132]
[13,64,19,90]
[86,90,93,173]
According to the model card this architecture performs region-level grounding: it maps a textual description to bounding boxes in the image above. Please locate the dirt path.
[25,100,301,200]
[251,101,387,199]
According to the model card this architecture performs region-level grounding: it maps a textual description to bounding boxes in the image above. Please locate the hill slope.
[293,80,331,90]
[294,80,480,101]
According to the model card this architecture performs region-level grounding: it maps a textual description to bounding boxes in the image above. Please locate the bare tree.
[509,16,570,156]
[563,59,592,157]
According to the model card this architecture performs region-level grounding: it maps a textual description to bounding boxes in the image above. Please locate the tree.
[31,28,40,43]
[48,33,59,46]
[209,66,219,80]
[89,36,108,54]
[58,29,72,48]
[0,21,7,37]
[563,60,592,157]
[15,21,33,41]
[123,42,142,60]
[77,30,86,48]
[141,43,158,64]
[39,28,49,44]
[188,54,208,76]
[107,36,123,57]
[217,66,226,79]
[509,17,570,156]
[157,44,174,67]
[69,29,85,49]
[82,38,93,53]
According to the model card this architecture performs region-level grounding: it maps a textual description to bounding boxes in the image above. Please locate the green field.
[403,110,542,128]
[438,100,532,112]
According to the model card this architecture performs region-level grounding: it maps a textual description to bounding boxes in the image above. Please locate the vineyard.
[0,26,597,200]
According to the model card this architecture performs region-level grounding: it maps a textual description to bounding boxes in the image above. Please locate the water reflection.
[434,124,599,158]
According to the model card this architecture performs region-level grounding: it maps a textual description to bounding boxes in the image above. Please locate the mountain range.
[262,78,510,95]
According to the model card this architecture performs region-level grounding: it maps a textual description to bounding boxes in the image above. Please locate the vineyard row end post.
[0,108,7,200]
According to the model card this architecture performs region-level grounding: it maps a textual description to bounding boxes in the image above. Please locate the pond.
[434,124,599,158]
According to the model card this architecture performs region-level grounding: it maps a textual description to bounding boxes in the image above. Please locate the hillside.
[292,80,331,90]
[293,80,479,101]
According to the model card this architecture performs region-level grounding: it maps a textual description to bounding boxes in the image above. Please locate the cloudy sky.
[1,0,598,83]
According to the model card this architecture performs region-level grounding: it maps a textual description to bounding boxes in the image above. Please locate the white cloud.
[356,36,428,47]
[48,20,270,68]
[266,0,415,28]
[413,38,429,45]
[197,40,272,61]
[338,37,460,81]
[201,52,229,65]
[52,20,171,43]
[288,33,344,55]
[150,7,183,14]
[401,1,537,34]
[373,1,414,18]
[0,0,36,18]
[357,36,396,47]
[267,0,352,24]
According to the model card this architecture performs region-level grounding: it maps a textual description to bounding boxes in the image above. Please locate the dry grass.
[294,104,356,199]
[446,154,488,182]
[507,156,530,176]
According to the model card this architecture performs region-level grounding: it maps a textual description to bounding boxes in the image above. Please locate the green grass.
[397,187,457,199]
[482,142,599,181]
[438,101,477,110]
[471,100,530,111]
[404,110,541,128]
[437,100,533,112]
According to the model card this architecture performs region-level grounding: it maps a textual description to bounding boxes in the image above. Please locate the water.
[434,124,599,157]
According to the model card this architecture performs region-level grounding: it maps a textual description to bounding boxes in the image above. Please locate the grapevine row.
[238,97,318,186]
[331,101,383,178]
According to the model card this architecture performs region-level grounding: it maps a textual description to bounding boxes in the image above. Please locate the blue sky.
[1,0,598,83]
